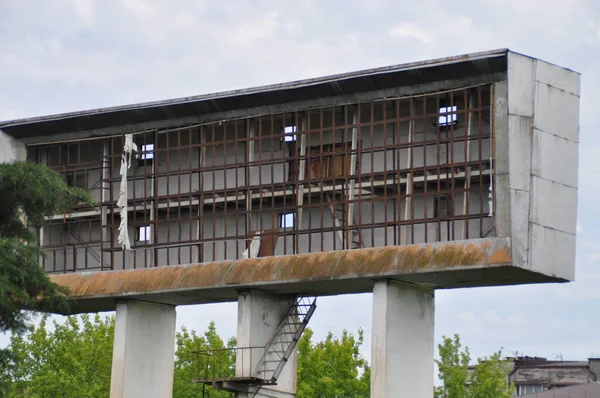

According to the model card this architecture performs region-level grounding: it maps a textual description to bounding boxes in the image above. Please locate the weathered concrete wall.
[110,301,176,398]
[0,129,25,162]
[371,281,434,397]
[510,366,596,387]
[588,359,600,381]
[503,52,580,280]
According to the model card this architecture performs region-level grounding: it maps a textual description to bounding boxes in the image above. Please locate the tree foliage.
[173,322,237,398]
[435,334,515,398]
[0,161,92,333]
[297,327,370,398]
[0,315,372,397]
[3,314,114,397]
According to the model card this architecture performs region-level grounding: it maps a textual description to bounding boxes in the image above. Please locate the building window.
[517,385,544,395]
[438,105,458,126]
[434,195,453,218]
[65,171,87,189]
[280,213,295,228]
[138,225,151,242]
[140,143,155,160]
[283,126,297,142]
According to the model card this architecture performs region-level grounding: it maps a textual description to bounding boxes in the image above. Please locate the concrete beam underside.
[46,237,566,314]
[110,301,176,398]
[371,281,435,397]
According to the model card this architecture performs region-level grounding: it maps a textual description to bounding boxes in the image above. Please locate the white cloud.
[68,0,94,26]
[389,23,435,43]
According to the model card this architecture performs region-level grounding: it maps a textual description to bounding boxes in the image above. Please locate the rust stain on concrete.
[50,238,512,298]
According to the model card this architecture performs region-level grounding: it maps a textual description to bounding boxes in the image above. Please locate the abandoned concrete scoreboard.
[0,49,580,398]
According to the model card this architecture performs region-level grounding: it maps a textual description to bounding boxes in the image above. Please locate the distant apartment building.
[520,382,600,397]
[490,356,600,396]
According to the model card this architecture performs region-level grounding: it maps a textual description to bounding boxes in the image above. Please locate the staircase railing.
[192,296,317,390]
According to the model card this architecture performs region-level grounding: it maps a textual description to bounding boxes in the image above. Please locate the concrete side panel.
[535,60,581,96]
[529,223,576,280]
[507,52,535,117]
[508,114,533,191]
[493,81,509,175]
[493,80,511,239]
[494,173,510,238]
[510,189,530,268]
[530,176,577,235]
[371,281,434,398]
[534,83,579,142]
[0,130,26,162]
[110,301,176,398]
[532,128,578,188]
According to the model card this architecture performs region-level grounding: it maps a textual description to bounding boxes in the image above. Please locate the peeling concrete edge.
[50,238,513,300]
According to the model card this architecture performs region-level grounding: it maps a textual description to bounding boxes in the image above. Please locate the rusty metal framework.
[30,85,495,273]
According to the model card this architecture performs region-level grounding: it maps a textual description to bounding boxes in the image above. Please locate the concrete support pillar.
[110,301,177,398]
[371,281,435,398]
[235,291,297,398]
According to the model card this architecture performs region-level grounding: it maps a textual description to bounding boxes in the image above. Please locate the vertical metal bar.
[223,124,228,260]
[296,114,308,253]
[462,92,473,239]
[234,121,240,259]
[211,124,216,261]
[148,133,156,267]
[478,87,484,236]
[39,149,47,270]
[188,127,193,263]
[370,102,375,248]
[382,100,389,247]
[423,95,428,244]
[197,127,206,263]
[246,121,256,254]
[109,137,115,270]
[402,98,414,245]
[153,130,159,268]
[489,84,495,222]
[257,118,264,249]
[347,105,359,248]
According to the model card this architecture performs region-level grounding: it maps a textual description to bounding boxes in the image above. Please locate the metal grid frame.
[32,85,494,273]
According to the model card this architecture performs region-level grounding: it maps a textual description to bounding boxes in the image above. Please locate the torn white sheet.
[241,231,261,259]
[117,134,138,250]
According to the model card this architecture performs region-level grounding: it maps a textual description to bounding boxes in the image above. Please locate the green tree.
[297,327,370,398]
[434,334,470,398]
[1,313,374,397]
[173,321,237,398]
[0,161,92,333]
[434,334,515,398]
[469,350,516,398]
[5,314,114,397]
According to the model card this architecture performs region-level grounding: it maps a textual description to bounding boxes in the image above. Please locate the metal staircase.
[255,296,317,383]
[193,296,317,395]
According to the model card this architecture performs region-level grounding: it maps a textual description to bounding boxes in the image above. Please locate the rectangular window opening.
[138,225,151,242]
[283,126,297,142]
[438,105,458,126]
[140,143,155,160]
[280,213,295,228]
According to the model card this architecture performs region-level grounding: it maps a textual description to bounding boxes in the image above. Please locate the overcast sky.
[1,0,599,366]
